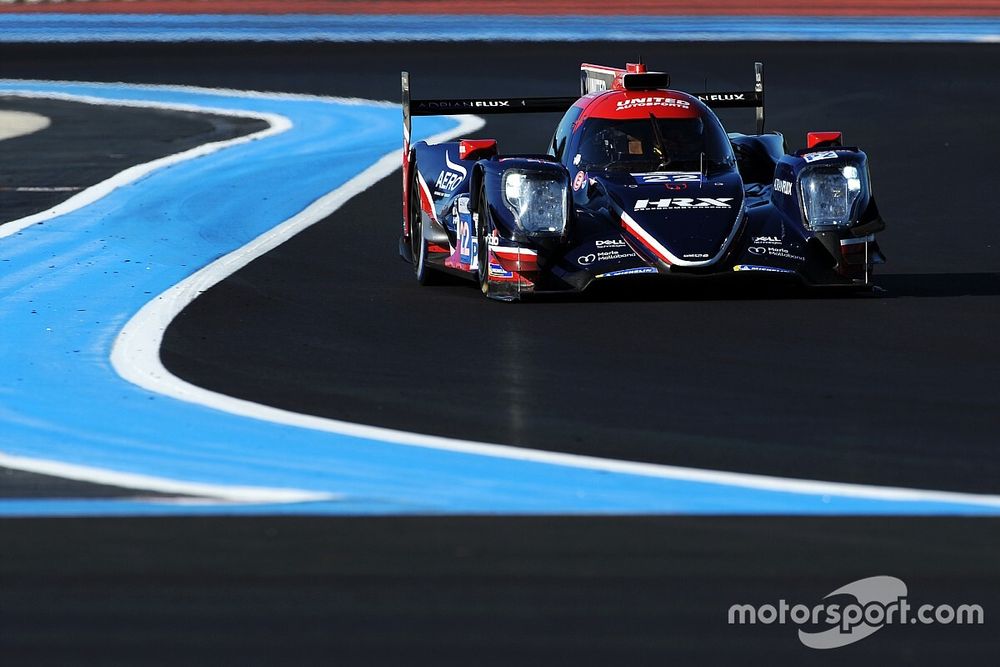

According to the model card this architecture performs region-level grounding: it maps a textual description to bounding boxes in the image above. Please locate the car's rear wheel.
[409,161,441,286]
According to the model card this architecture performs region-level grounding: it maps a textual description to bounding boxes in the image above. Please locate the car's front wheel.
[476,187,520,302]
[476,187,492,297]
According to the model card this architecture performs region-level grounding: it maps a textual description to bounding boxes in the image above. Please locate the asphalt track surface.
[2,42,1000,663]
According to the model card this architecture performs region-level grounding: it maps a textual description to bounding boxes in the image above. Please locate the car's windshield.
[575,115,735,173]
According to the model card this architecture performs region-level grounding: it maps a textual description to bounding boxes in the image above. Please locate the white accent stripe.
[492,248,538,258]
[581,64,623,75]
[621,211,674,263]
[620,205,745,268]
[415,170,439,223]
[444,150,468,179]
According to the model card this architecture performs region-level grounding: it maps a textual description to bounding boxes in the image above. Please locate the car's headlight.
[502,170,568,237]
[799,164,865,230]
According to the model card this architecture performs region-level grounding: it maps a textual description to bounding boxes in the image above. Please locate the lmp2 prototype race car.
[400,61,885,300]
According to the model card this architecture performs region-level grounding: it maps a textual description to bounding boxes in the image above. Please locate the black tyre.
[409,161,440,285]
[476,186,492,296]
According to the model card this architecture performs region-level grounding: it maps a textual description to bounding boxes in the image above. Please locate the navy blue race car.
[400,61,885,300]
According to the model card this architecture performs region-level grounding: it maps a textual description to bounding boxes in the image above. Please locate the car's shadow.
[875,272,1000,298]
[420,270,1000,303]
[534,272,1000,303]
[538,275,848,303]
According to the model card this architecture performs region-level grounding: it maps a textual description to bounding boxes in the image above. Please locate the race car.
[400,61,885,301]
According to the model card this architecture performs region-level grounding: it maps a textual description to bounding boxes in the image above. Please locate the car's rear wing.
[580,61,765,134]
[703,62,765,135]
[402,61,765,153]
[401,71,577,153]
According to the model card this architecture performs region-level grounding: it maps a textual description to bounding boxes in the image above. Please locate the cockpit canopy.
[551,91,737,175]
[577,116,734,173]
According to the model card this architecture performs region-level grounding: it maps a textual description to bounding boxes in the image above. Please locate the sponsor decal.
[773,178,793,195]
[573,170,587,191]
[634,197,733,210]
[418,100,510,111]
[698,93,747,102]
[749,246,805,262]
[802,150,839,163]
[596,239,627,248]
[752,235,783,245]
[765,247,805,262]
[664,184,688,191]
[615,96,691,112]
[633,172,701,184]
[435,151,467,193]
[488,261,513,278]
[683,253,709,259]
[733,264,795,274]
[573,153,582,166]
[585,76,609,93]
[577,249,638,266]
[600,267,659,278]
[456,196,475,268]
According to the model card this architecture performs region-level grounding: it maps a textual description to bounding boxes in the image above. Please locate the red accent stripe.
[495,256,539,272]
[621,218,673,266]
[416,178,436,222]
[2,1,998,16]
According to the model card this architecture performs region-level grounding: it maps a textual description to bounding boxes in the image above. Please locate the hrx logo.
[634,197,733,210]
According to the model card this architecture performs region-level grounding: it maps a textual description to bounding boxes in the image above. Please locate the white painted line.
[0,109,50,141]
[0,452,337,505]
[4,186,82,193]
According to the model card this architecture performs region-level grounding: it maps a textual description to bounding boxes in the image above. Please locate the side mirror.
[459,139,498,161]
[807,131,843,149]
